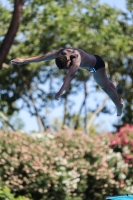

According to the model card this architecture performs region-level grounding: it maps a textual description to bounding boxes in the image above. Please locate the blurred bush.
[0,128,132,200]
[109,124,133,193]
[0,187,29,200]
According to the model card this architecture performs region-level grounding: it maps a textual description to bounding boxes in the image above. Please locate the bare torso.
[59,48,97,70]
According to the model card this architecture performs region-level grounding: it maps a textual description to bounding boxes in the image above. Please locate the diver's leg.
[109,80,123,105]
[93,68,123,116]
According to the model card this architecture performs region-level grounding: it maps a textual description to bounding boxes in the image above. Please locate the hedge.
[0,128,132,200]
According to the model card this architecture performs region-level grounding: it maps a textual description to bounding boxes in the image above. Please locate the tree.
[0,0,25,130]
[0,0,25,68]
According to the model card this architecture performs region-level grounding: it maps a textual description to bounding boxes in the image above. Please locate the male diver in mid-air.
[11,47,123,116]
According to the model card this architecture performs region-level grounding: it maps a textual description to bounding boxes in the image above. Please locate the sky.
[100,0,126,11]
[0,0,127,133]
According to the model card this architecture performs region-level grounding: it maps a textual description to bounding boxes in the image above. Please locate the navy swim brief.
[89,55,105,73]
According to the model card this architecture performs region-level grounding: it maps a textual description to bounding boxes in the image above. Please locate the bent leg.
[92,68,123,116]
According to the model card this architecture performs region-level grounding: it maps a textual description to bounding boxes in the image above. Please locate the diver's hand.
[55,92,60,100]
[10,58,25,65]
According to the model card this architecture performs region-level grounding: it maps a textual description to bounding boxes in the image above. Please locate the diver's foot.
[117,103,123,116]
[120,98,123,104]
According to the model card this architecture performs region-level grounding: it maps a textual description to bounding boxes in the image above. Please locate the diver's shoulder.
[73,48,88,54]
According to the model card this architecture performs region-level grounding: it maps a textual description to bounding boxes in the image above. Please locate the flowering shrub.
[0,128,132,200]
[109,124,133,193]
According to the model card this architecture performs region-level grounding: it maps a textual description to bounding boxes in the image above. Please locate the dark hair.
[55,55,67,69]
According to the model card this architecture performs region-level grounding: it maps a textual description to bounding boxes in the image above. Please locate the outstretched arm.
[55,56,81,99]
[10,49,61,65]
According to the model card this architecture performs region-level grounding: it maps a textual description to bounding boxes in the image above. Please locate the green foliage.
[0,187,29,200]
[0,4,11,39]
[126,0,133,15]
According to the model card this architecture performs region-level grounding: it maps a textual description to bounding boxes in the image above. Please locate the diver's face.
[61,49,74,69]
[66,58,71,67]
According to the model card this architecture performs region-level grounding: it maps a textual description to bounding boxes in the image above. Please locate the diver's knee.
[101,85,111,93]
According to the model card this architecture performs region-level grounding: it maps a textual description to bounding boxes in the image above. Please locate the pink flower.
[120,180,124,185]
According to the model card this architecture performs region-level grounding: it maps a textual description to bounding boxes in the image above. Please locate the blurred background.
[0,0,133,199]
